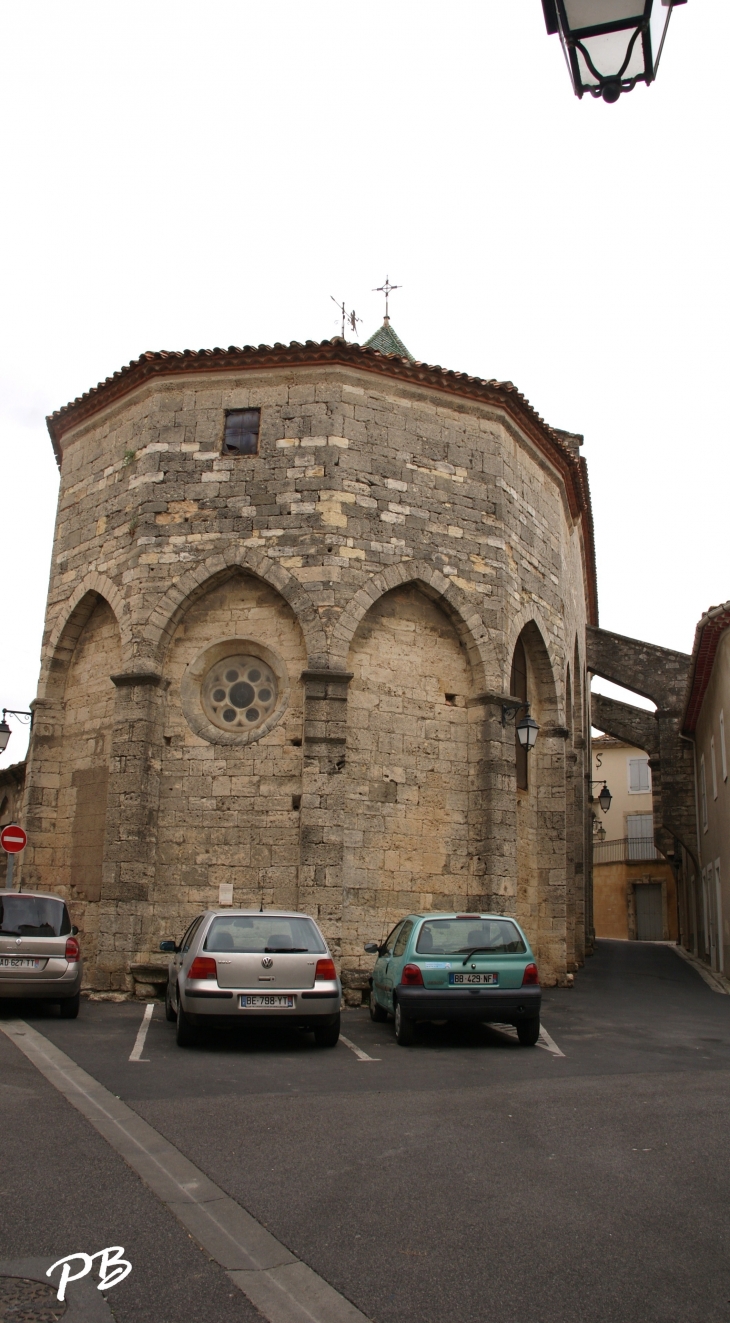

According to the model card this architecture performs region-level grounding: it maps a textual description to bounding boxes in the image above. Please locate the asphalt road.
[3,939,730,1323]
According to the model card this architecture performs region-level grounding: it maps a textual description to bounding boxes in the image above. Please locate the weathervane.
[330,297,362,341]
[373,275,401,322]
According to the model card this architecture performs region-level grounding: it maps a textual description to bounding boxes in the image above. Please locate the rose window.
[201,655,278,733]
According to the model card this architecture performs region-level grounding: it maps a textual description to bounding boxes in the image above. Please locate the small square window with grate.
[223,408,260,455]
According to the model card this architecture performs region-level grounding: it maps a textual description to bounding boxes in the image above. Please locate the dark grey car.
[161,909,341,1047]
[0,891,83,1017]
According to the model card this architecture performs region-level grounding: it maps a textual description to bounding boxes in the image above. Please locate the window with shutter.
[628,757,651,794]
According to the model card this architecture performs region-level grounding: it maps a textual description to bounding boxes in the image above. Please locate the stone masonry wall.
[22,361,592,988]
[343,584,472,968]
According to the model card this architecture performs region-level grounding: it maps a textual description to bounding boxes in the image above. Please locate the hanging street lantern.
[516,714,540,751]
[589,778,613,812]
[597,783,612,813]
[541,0,687,103]
[501,700,540,752]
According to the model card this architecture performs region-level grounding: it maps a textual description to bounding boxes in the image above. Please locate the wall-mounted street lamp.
[541,0,687,104]
[502,701,540,752]
[0,709,33,754]
[589,779,613,813]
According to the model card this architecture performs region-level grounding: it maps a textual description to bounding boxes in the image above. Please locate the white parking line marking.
[339,1034,380,1062]
[490,1022,565,1057]
[129,1003,154,1062]
[538,1025,565,1058]
[1,1020,370,1323]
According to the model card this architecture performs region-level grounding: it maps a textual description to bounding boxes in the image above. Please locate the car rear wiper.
[264,946,309,953]
[458,946,498,966]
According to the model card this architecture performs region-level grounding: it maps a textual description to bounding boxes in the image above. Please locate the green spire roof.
[362,318,414,362]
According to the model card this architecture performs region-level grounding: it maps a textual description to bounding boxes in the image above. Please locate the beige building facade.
[0,761,26,887]
[591,735,677,941]
[681,603,730,972]
[18,331,597,994]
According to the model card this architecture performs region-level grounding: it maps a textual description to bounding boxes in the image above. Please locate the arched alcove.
[343,583,475,964]
[510,621,565,979]
[155,567,307,929]
[26,593,123,982]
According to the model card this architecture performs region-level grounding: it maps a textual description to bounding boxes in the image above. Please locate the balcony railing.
[593,836,658,864]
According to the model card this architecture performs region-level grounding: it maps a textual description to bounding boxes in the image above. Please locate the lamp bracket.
[2,708,33,728]
[502,700,531,727]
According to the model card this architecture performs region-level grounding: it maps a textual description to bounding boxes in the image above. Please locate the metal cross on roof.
[373,275,401,321]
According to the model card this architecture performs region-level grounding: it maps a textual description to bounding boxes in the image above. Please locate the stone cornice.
[110,671,168,689]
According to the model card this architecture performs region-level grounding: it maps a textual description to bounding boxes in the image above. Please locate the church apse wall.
[343,584,472,964]
[153,571,306,948]
[22,338,597,990]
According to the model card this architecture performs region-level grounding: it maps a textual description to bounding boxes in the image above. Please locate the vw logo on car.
[261,956,273,968]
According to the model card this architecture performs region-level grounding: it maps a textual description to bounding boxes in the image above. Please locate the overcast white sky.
[0,1,727,767]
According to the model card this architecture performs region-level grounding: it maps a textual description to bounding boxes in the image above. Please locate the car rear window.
[204,915,327,954]
[415,918,526,955]
[0,895,71,938]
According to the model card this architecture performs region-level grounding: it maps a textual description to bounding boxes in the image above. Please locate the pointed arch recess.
[40,574,129,699]
[507,611,558,719]
[332,562,498,693]
[505,611,560,725]
[143,547,327,666]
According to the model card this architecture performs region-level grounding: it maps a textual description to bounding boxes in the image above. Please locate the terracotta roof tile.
[682,600,730,734]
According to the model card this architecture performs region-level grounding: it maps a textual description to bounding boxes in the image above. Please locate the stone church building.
[18,322,597,995]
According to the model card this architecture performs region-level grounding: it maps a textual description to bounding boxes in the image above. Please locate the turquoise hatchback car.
[365,912,541,1046]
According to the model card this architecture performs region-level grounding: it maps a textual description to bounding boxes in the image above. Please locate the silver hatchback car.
[161,909,341,1047]
[0,891,83,1017]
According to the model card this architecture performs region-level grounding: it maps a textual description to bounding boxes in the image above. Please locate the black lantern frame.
[542,0,687,103]
[501,700,540,752]
[589,779,613,813]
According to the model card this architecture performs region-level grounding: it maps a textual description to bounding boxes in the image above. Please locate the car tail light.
[65,936,80,963]
[401,963,424,986]
[522,963,539,986]
[187,956,217,980]
[315,958,337,980]
[456,914,480,919]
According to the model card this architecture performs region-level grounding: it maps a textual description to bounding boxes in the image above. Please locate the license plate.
[449,972,498,985]
[0,958,43,970]
[240,994,294,1008]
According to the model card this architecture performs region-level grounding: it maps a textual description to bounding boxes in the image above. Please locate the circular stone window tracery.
[202,655,278,733]
[180,638,290,748]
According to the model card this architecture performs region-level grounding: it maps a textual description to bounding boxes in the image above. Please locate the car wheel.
[394,1000,415,1046]
[176,993,198,1047]
[369,992,388,1022]
[59,993,80,1020]
[165,981,177,1023]
[313,1015,340,1047]
[516,1017,540,1046]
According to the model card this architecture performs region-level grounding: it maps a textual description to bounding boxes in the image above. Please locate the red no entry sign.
[1,825,27,854]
